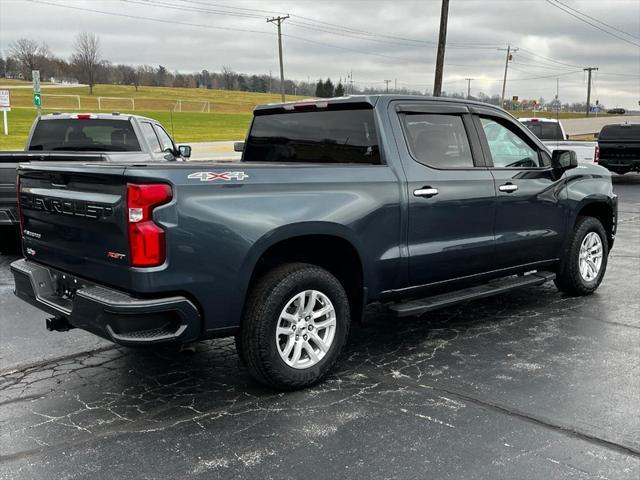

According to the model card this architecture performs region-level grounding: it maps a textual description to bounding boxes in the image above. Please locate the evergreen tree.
[324,77,334,97]
[315,79,324,97]
[335,82,345,97]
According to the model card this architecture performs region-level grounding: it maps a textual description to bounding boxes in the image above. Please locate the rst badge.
[188,171,249,182]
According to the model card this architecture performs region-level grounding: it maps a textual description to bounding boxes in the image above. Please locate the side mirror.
[565,134,570,140]
[551,149,578,172]
[178,145,192,158]
[234,141,245,153]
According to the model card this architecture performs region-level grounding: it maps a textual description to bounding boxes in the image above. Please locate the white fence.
[37,95,214,113]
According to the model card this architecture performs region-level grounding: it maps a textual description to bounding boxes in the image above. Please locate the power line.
[545,1,640,48]
[552,0,640,41]
[516,48,583,70]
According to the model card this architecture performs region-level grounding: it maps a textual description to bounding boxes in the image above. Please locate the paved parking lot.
[0,175,638,479]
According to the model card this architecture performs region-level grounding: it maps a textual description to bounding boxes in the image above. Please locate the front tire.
[555,216,608,296]
[239,263,351,390]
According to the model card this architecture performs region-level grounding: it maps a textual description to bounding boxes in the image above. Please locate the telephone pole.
[433,0,449,97]
[584,67,598,117]
[267,15,290,102]
[465,78,474,99]
[384,79,392,93]
[499,45,518,109]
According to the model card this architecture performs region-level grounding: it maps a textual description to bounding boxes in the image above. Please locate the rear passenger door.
[391,102,496,287]
[472,108,568,269]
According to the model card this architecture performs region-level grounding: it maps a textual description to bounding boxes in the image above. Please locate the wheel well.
[577,202,614,246]
[249,235,365,322]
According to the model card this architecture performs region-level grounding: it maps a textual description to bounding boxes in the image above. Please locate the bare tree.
[71,32,101,94]
[9,38,49,80]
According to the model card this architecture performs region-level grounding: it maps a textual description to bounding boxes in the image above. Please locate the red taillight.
[127,183,172,267]
[594,145,599,163]
[76,114,93,119]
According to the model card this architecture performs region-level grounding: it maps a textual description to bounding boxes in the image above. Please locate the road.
[0,175,638,479]
[562,115,640,136]
[190,140,241,161]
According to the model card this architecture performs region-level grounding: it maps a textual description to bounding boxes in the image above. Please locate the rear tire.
[238,263,350,390]
[554,216,608,296]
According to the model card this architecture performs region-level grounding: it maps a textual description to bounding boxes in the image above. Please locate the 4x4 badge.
[188,171,249,182]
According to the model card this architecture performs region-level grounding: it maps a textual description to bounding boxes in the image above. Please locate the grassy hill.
[0,82,302,150]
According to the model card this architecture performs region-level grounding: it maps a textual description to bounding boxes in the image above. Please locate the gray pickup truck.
[11,96,617,389]
[0,113,191,248]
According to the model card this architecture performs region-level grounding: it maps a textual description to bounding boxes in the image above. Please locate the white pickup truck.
[520,117,596,164]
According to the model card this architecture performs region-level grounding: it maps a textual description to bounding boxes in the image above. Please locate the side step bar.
[389,271,556,318]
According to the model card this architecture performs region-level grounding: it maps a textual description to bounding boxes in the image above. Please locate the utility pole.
[499,45,518,109]
[348,71,353,94]
[433,0,449,97]
[584,67,598,117]
[465,78,474,99]
[267,15,290,102]
[384,79,392,93]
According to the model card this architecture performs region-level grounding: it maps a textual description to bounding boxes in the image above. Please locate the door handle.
[499,183,518,193]
[413,187,439,198]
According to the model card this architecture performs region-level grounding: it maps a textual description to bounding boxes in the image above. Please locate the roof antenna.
[169,104,175,138]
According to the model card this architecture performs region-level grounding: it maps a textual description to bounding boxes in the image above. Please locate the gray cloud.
[0,0,638,108]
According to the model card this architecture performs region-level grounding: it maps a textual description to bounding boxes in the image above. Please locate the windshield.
[244,108,380,164]
[521,121,564,141]
[28,119,142,152]
[599,124,640,141]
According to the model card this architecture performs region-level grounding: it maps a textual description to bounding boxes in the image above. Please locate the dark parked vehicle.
[11,96,617,389]
[0,113,191,248]
[596,123,640,174]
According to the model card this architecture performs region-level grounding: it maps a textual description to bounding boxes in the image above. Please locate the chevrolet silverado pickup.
[595,122,640,174]
[0,113,191,249]
[11,96,617,389]
[519,117,597,163]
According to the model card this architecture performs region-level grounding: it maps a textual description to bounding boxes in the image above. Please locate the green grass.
[510,111,589,119]
[0,83,301,149]
[0,108,252,150]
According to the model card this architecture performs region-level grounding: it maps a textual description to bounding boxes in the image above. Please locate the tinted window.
[481,118,541,168]
[140,122,162,153]
[401,114,474,168]
[599,124,640,141]
[153,125,175,152]
[28,119,141,151]
[521,121,564,141]
[244,109,380,164]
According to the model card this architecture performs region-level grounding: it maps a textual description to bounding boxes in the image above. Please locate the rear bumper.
[597,158,640,172]
[10,259,201,346]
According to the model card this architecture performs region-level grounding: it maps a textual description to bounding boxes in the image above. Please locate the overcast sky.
[1,0,639,108]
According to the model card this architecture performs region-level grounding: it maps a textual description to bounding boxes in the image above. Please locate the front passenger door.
[475,113,568,269]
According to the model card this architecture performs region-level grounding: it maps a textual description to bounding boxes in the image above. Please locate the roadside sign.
[0,89,10,136]
[512,95,519,102]
[33,92,42,107]
[0,90,10,110]
[32,70,41,92]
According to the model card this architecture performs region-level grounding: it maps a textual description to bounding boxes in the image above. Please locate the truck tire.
[554,216,608,296]
[239,263,350,390]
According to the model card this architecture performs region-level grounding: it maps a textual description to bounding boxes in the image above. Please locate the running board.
[389,271,556,318]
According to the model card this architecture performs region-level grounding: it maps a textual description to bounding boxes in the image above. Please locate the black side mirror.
[234,141,245,153]
[178,145,192,158]
[551,149,578,172]
[565,134,570,140]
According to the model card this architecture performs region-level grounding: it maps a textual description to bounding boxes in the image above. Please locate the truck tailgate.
[18,163,131,287]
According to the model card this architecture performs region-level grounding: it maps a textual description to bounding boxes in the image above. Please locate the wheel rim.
[275,290,337,370]
[579,231,603,282]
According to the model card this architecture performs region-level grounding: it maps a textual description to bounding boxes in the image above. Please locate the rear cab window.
[153,124,175,152]
[243,108,380,164]
[28,118,141,152]
[521,121,564,141]
[599,124,640,141]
